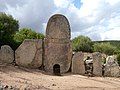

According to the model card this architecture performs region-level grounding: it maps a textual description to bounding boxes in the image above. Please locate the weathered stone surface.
[46,14,70,39]
[15,39,43,68]
[44,14,72,73]
[72,52,85,75]
[0,45,14,64]
[84,53,92,60]
[104,56,120,77]
[92,52,102,76]
[84,56,93,75]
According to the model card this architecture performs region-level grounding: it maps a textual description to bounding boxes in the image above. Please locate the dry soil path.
[0,65,120,90]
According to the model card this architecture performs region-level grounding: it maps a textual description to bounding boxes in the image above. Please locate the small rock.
[10,86,13,89]
[4,85,9,88]
[52,84,56,86]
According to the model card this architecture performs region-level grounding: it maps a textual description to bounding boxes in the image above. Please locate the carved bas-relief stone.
[0,45,14,64]
[44,14,72,74]
[104,56,120,77]
[72,52,85,75]
[15,39,43,68]
[92,52,102,76]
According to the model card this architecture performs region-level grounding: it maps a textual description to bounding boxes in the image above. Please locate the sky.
[0,0,120,41]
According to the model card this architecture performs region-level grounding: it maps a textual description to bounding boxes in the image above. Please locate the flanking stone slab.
[44,14,72,74]
[104,56,120,77]
[72,52,85,75]
[92,52,102,76]
[0,45,14,64]
[15,39,43,68]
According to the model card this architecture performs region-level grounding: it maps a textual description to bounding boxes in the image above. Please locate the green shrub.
[72,35,93,52]
[116,54,120,66]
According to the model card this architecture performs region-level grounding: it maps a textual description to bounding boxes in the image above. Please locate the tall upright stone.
[0,45,14,64]
[72,52,85,75]
[92,52,102,76]
[44,14,72,73]
[15,39,43,68]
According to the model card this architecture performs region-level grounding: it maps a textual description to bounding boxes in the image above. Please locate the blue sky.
[73,0,81,9]
[0,0,120,41]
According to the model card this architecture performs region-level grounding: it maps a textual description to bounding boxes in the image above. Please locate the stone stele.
[44,14,72,73]
[72,52,85,75]
[0,45,14,64]
[15,39,43,68]
[92,52,102,76]
[104,56,120,77]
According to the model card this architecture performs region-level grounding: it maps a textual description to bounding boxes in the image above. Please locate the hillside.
[93,40,120,49]
[0,65,120,90]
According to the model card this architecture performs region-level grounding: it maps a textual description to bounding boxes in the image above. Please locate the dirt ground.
[0,64,120,90]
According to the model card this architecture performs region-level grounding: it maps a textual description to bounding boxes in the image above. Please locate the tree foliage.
[0,12,45,50]
[94,40,120,50]
[116,54,120,66]
[72,35,93,52]
[14,28,45,43]
[93,43,116,55]
[0,12,19,49]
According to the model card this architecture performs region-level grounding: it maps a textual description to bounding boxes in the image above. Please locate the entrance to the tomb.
[53,64,61,76]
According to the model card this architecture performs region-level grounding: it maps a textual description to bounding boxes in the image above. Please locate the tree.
[93,43,117,55]
[14,28,44,43]
[72,35,93,52]
[0,12,19,46]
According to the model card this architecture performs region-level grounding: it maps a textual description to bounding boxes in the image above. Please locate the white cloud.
[102,27,120,40]
[54,0,71,8]
[0,0,120,41]
[80,0,102,17]
[65,0,120,40]
[106,0,120,5]
[3,0,55,33]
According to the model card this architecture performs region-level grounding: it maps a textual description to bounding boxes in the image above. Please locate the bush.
[93,43,117,55]
[116,54,120,66]
[13,28,45,50]
[72,35,93,52]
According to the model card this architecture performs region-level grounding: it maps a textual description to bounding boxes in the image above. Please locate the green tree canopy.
[0,12,19,42]
[93,43,117,55]
[14,28,45,43]
[72,35,93,52]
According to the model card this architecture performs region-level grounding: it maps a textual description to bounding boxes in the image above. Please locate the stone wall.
[0,44,120,77]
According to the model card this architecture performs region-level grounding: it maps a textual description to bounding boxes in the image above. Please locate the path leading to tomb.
[0,65,120,90]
